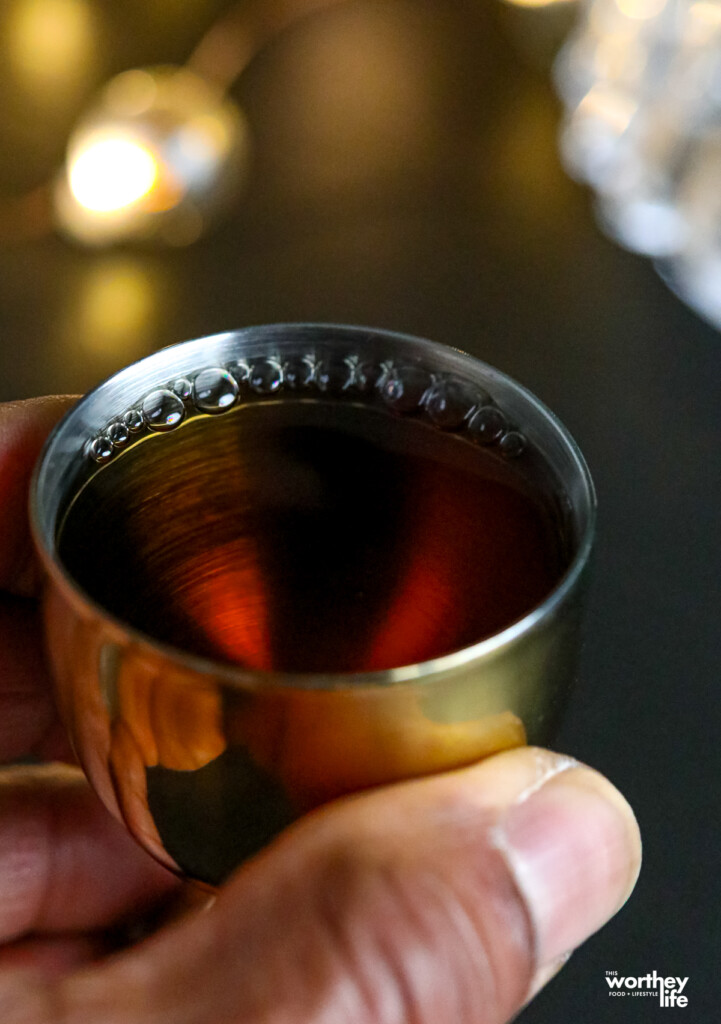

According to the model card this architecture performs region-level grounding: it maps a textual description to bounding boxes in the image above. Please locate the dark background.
[0,1,717,1020]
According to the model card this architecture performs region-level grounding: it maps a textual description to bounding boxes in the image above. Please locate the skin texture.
[0,397,642,1024]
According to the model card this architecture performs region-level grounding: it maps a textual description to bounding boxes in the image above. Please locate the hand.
[0,398,641,1024]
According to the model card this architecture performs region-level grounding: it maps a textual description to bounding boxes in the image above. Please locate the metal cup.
[31,324,595,885]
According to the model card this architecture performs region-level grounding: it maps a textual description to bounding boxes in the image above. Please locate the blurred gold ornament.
[54,66,250,246]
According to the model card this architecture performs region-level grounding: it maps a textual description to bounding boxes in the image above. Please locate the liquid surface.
[58,399,570,672]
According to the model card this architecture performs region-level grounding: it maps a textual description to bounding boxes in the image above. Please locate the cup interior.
[32,324,596,685]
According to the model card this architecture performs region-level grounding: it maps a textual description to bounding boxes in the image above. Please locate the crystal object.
[555,0,721,327]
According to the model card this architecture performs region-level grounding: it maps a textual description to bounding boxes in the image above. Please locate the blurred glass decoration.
[556,0,721,327]
[54,66,249,246]
[0,0,355,247]
[52,0,352,246]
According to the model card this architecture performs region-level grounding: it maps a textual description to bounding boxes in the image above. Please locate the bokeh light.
[69,136,158,213]
[501,0,575,9]
[75,257,159,361]
[555,0,721,325]
[9,0,96,96]
[54,65,249,246]
[614,0,668,21]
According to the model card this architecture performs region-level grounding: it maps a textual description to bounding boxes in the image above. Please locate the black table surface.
[0,2,718,1021]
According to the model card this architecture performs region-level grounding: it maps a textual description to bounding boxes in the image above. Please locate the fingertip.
[488,751,642,966]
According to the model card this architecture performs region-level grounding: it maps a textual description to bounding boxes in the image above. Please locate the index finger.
[0,397,76,597]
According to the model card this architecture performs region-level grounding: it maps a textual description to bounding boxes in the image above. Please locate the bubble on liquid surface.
[107,421,130,448]
[193,368,239,413]
[316,355,353,393]
[282,353,315,389]
[425,379,488,430]
[500,431,527,459]
[468,406,506,445]
[170,378,193,401]
[123,408,144,433]
[89,435,113,463]
[249,358,283,394]
[380,365,432,412]
[142,389,186,431]
[227,360,250,386]
[353,360,382,392]
[82,355,529,475]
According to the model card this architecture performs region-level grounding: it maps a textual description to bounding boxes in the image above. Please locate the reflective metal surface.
[0,0,715,1011]
[31,324,594,885]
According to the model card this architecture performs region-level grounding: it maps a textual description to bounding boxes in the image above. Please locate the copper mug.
[30,324,595,885]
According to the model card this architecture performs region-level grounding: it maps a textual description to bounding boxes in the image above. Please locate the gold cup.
[31,324,595,885]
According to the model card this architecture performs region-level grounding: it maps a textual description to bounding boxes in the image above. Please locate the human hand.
[0,397,641,1024]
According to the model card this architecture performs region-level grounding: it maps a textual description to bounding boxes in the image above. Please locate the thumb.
[7,747,641,1024]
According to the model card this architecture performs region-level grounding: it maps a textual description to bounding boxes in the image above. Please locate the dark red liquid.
[58,399,570,672]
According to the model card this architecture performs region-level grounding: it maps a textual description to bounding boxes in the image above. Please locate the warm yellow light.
[10,0,95,86]
[576,84,637,135]
[691,0,721,23]
[615,0,668,20]
[55,65,248,246]
[77,258,157,358]
[68,136,158,212]
[688,1,721,44]
[501,0,575,9]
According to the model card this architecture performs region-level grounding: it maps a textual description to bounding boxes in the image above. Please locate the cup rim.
[30,322,597,691]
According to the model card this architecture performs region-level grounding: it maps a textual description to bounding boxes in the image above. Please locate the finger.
[0,887,214,978]
[7,747,641,1024]
[0,397,76,596]
[0,764,179,943]
[0,936,106,976]
[0,597,71,763]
